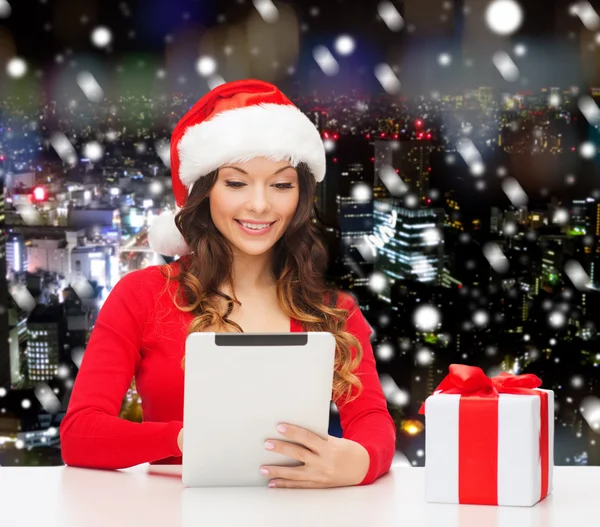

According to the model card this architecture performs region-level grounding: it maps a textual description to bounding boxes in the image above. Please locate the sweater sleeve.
[59,269,183,470]
[336,293,397,486]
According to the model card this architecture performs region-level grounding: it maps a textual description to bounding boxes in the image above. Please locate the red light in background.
[323,132,330,139]
[393,134,398,139]
[366,134,371,139]
[371,157,375,162]
[0,155,5,161]
[33,186,47,201]
[426,198,431,204]
[333,133,339,140]
[333,157,338,163]
[427,133,431,139]
[416,119,423,127]
[380,132,386,138]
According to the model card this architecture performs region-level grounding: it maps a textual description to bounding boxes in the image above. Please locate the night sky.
[2,0,600,98]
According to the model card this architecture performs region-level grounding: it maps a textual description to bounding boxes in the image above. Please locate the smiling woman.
[59,79,396,489]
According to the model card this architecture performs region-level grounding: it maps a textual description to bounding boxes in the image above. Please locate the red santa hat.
[148,78,327,256]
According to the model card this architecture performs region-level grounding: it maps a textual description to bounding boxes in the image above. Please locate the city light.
[32,186,46,201]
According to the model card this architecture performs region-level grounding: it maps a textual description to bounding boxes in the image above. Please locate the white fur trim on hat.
[177,103,326,187]
[147,209,191,256]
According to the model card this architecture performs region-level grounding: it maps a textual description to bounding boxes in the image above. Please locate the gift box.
[419,364,554,507]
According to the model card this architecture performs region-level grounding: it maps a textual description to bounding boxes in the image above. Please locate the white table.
[1,464,597,527]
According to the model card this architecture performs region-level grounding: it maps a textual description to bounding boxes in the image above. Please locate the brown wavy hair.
[159,162,364,406]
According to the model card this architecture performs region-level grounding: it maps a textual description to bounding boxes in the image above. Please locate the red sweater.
[59,259,397,485]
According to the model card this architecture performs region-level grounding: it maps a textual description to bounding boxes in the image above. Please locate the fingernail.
[264,441,274,450]
[268,482,277,488]
[277,424,287,433]
[260,468,269,475]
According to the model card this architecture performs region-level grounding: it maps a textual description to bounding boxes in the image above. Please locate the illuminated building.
[5,234,27,274]
[26,305,66,382]
[374,139,433,202]
[0,175,10,388]
[373,200,445,286]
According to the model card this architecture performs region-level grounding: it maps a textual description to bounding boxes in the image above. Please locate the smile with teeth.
[239,221,273,230]
[235,219,276,234]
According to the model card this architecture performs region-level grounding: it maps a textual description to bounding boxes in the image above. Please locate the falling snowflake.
[71,347,85,368]
[565,260,590,290]
[34,382,61,413]
[380,374,410,406]
[57,365,70,379]
[503,221,517,236]
[580,141,596,158]
[0,0,10,18]
[91,26,112,48]
[253,0,279,22]
[578,95,600,125]
[483,242,509,273]
[6,57,27,78]
[368,272,388,293]
[413,304,441,332]
[438,53,452,67]
[334,35,356,56]
[50,132,78,166]
[473,310,489,327]
[422,228,441,244]
[502,177,528,207]
[493,51,519,82]
[404,194,418,208]
[9,284,36,312]
[553,208,569,224]
[351,182,372,201]
[485,0,524,35]
[514,43,527,56]
[21,399,31,409]
[313,46,339,76]
[378,164,407,196]
[416,348,434,366]
[323,138,336,152]
[376,343,394,361]
[378,1,404,31]
[570,1,600,30]
[456,138,484,175]
[549,311,566,328]
[0,387,6,397]
[83,141,104,162]
[571,375,584,389]
[374,63,401,94]
[196,56,217,77]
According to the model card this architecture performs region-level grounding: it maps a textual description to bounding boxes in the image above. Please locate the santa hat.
[148,78,327,256]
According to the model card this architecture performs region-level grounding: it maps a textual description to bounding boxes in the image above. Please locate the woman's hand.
[177,428,183,455]
[260,423,370,489]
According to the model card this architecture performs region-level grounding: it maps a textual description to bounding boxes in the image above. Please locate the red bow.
[418,364,542,414]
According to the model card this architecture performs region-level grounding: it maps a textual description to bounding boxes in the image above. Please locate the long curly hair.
[159,162,364,406]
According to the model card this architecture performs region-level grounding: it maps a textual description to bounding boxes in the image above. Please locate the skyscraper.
[374,139,434,202]
[373,200,445,286]
[0,175,9,388]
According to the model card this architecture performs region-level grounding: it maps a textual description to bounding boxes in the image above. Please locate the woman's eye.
[274,183,295,190]
[225,181,245,188]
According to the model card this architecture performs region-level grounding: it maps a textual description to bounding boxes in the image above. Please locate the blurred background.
[1,0,600,468]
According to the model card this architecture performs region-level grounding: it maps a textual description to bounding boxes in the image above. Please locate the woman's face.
[209,157,300,257]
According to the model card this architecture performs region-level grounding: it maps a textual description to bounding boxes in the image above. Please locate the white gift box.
[424,389,554,507]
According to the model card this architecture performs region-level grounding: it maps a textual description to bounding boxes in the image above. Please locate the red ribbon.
[419,364,550,505]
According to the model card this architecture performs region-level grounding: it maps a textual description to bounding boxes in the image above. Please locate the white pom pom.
[147,210,191,256]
